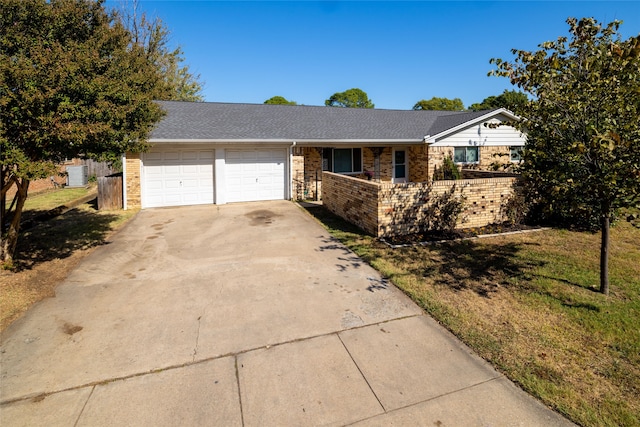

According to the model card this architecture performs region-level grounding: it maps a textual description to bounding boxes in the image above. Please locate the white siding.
[431,118,526,147]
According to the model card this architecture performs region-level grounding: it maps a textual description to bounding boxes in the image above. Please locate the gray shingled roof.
[150,101,496,142]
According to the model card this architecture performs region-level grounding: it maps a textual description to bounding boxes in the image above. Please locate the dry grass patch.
[1,197,137,332]
[303,204,639,427]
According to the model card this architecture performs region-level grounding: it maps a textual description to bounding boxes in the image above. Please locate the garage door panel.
[164,179,182,189]
[181,151,198,161]
[182,164,200,174]
[145,164,163,174]
[181,178,199,188]
[145,152,163,162]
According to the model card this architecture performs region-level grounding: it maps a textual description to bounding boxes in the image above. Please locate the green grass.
[303,204,640,427]
[23,186,96,212]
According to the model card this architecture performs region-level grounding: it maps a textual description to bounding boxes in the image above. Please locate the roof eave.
[148,138,425,146]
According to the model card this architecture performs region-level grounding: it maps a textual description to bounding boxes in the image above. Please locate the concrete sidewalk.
[0,201,574,426]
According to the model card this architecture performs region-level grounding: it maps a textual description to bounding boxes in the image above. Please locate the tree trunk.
[0,178,29,265]
[599,214,610,295]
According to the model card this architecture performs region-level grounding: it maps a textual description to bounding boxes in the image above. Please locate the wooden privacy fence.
[97,173,123,210]
[78,158,117,178]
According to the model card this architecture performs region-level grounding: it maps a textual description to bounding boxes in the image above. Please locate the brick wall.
[322,172,379,236]
[323,172,519,237]
[125,152,141,208]
[432,178,518,229]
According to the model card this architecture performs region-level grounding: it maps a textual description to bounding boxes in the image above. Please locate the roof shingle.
[150,101,496,142]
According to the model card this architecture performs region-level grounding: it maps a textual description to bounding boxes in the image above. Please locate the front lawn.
[23,185,95,212]
[304,205,640,427]
[1,190,136,331]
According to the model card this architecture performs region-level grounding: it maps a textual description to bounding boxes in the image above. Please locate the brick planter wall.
[323,172,519,238]
[322,172,379,236]
[461,169,519,179]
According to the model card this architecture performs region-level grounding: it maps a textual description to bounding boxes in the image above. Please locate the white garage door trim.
[225,149,287,203]
[142,149,214,208]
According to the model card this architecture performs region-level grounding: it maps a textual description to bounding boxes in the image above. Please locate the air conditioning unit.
[66,165,88,187]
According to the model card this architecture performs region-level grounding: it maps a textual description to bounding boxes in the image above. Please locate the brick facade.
[409,145,429,182]
[125,152,142,208]
[322,172,519,238]
[302,148,323,200]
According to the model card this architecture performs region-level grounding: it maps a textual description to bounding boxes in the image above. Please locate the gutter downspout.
[122,153,127,210]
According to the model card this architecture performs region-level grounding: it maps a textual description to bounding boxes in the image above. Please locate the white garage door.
[142,150,214,208]
[225,149,286,203]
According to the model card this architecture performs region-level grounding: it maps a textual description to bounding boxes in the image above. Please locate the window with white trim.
[510,146,523,162]
[322,148,362,174]
[453,147,479,164]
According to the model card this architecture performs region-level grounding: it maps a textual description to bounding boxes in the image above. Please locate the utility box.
[66,165,88,187]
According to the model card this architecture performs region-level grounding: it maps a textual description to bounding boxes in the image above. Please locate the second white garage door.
[225,149,286,203]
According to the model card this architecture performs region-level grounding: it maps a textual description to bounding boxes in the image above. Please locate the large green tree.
[325,88,374,108]
[264,96,297,105]
[413,97,464,111]
[117,0,203,101]
[468,90,528,112]
[491,18,640,295]
[0,0,166,264]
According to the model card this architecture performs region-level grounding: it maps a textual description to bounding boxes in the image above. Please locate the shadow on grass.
[13,198,118,271]
[416,240,545,297]
[302,203,546,298]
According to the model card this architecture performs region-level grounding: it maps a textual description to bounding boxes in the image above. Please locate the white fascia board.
[424,108,521,144]
[294,139,424,147]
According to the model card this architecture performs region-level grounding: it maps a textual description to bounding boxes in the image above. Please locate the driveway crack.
[192,315,202,362]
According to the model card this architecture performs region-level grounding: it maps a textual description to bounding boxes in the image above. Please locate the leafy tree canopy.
[490,17,640,294]
[413,97,465,111]
[325,88,374,108]
[264,96,297,105]
[116,0,204,102]
[468,90,528,113]
[0,0,167,263]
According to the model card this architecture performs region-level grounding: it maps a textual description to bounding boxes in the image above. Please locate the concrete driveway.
[1,201,573,426]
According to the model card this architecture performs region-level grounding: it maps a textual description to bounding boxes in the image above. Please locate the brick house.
[124,101,526,214]
[123,101,526,236]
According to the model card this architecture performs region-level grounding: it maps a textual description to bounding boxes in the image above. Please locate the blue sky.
[108,1,640,110]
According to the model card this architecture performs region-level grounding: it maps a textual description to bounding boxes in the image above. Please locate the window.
[454,147,479,164]
[393,149,407,182]
[510,146,523,162]
[323,148,362,174]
